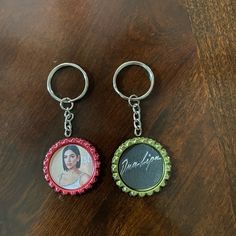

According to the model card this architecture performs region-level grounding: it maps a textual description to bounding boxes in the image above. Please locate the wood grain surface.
[0,0,235,235]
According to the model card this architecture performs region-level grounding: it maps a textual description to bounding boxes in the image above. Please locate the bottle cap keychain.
[43,63,100,195]
[112,61,171,197]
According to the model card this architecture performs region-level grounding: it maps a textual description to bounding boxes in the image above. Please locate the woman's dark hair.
[62,145,81,171]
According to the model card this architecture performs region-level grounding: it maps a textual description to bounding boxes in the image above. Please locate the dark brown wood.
[0,0,235,235]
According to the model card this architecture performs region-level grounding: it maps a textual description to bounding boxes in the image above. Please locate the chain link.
[128,95,142,136]
[64,110,74,137]
[60,98,74,137]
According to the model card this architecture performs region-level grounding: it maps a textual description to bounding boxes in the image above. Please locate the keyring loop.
[113,61,155,101]
[47,62,89,103]
[60,97,74,111]
[128,95,140,106]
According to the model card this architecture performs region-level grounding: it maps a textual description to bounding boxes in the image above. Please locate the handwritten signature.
[120,151,162,176]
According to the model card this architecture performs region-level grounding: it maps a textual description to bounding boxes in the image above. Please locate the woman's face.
[63,150,80,170]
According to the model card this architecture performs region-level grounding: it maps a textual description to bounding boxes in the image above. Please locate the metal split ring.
[113,61,155,101]
[47,62,89,103]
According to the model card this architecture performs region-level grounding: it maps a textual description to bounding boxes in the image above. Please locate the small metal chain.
[60,98,74,137]
[128,95,142,136]
[64,109,74,137]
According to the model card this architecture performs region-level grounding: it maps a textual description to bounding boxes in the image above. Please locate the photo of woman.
[49,144,94,190]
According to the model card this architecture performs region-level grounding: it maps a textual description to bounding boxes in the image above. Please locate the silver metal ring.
[47,62,89,102]
[128,95,140,106]
[113,61,155,101]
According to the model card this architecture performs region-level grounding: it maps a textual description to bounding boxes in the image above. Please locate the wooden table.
[0,0,235,235]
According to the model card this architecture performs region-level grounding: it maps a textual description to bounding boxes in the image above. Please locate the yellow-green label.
[112,137,171,197]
